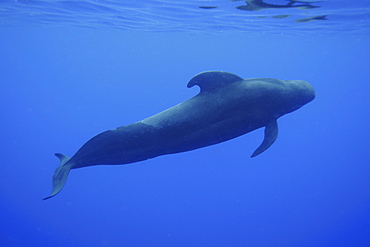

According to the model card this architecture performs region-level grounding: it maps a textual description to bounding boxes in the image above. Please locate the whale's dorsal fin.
[251,120,279,157]
[187,71,243,93]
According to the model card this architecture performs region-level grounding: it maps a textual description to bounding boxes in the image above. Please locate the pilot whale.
[44,71,315,199]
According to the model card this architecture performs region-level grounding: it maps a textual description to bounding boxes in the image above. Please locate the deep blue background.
[1,26,370,246]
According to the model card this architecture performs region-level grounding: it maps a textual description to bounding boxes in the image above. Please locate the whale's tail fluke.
[43,153,72,200]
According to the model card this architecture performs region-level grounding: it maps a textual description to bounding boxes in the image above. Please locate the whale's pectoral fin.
[251,120,278,157]
[43,153,72,200]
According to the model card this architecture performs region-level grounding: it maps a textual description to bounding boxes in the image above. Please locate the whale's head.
[279,79,315,115]
[241,78,315,120]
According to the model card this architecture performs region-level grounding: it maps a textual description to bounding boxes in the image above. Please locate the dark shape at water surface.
[199,6,218,9]
[44,71,315,200]
[294,15,328,23]
[272,15,291,19]
[236,0,321,11]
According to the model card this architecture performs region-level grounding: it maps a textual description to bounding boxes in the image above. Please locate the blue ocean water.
[1,0,370,246]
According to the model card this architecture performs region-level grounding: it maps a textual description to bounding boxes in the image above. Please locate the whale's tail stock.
[43,153,72,200]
